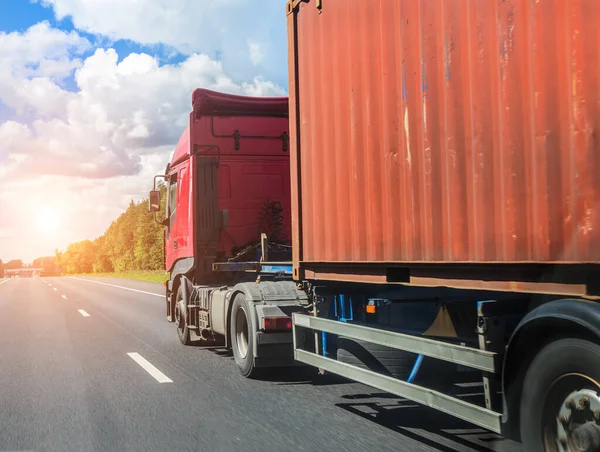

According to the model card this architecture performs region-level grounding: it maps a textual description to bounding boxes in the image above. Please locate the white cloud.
[0,20,90,81]
[1,43,285,179]
[36,56,83,79]
[14,77,77,118]
[248,41,265,66]
[34,0,289,85]
[0,22,89,118]
[0,121,32,150]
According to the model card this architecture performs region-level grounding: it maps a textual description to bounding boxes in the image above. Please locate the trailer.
[282,1,600,451]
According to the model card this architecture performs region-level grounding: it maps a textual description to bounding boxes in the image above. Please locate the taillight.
[263,317,292,331]
[366,300,377,314]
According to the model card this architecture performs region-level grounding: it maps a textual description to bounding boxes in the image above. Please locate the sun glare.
[35,208,61,231]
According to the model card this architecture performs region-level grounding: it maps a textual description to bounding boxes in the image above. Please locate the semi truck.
[150,1,600,450]
[148,87,305,369]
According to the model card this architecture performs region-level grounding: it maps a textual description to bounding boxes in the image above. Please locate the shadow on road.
[335,395,521,452]
[204,346,233,357]
[200,347,352,385]
[259,367,352,385]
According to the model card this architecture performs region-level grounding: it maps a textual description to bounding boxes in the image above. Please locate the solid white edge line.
[127,352,173,383]
[68,277,163,297]
[0,279,10,285]
[78,309,90,317]
[61,295,68,299]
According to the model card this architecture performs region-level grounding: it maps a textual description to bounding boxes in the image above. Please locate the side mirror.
[149,190,161,213]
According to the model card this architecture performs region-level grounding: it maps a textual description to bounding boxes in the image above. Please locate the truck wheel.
[230,293,258,378]
[336,337,416,380]
[520,338,600,452]
[174,285,192,345]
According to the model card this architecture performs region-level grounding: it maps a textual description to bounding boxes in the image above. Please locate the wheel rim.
[235,306,249,359]
[544,373,600,452]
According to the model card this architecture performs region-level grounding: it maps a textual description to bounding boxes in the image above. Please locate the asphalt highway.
[0,276,522,452]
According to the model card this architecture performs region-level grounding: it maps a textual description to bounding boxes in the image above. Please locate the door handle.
[173,239,178,249]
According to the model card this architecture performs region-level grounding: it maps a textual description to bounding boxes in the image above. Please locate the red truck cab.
[151,88,291,318]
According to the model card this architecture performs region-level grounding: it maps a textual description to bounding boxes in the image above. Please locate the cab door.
[165,162,190,272]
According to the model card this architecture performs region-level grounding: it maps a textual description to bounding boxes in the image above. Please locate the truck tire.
[166,292,174,323]
[175,285,192,345]
[230,293,259,378]
[336,337,417,380]
[520,338,600,452]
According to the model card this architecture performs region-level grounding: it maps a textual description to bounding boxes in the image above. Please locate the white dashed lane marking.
[127,352,173,383]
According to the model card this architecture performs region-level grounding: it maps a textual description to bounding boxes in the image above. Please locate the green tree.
[32,256,58,276]
[92,235,113,273]
[60,240,94,273]
[57,182,168,275]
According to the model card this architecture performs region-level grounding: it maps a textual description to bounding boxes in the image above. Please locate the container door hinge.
[286,0,307,15]
[287,0,320,15]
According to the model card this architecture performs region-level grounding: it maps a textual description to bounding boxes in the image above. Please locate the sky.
[0,0,289,263]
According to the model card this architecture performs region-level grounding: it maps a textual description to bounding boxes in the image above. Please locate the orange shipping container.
[286,0,600,295]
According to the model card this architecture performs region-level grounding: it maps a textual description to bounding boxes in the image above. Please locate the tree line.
[52,183,167,275]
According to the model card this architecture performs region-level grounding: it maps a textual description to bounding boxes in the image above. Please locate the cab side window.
[167,172,178,236]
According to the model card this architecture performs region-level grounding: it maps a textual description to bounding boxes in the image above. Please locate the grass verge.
[76,270,169,284]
